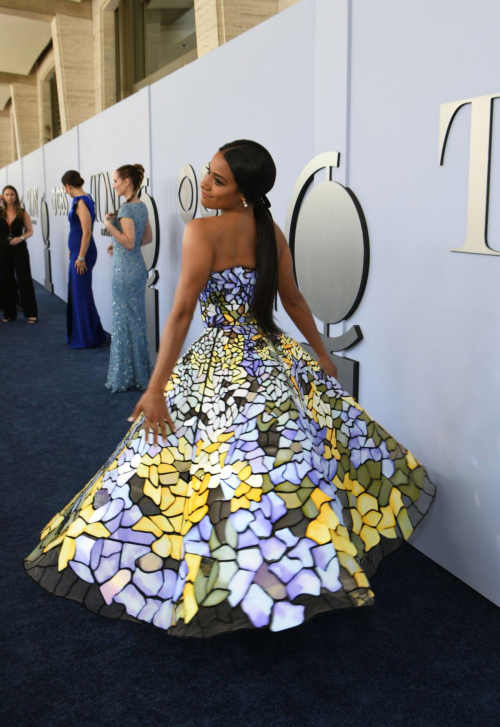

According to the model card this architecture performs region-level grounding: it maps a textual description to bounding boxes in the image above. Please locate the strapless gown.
[24,266,435,636]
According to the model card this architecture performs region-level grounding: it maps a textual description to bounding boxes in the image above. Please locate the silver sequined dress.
[106,201,153,392]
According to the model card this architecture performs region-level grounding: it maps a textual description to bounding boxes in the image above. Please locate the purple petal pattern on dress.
[24,266,435,636]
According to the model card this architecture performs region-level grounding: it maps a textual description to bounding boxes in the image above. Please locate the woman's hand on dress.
[318,353,338,380]
[107,243,113,256]
[128,387,176,444]
[9,236,22,246]
[104,213,114,229]
[75,258,87,275]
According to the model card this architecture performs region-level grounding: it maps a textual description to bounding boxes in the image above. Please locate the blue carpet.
[1,282,499,727]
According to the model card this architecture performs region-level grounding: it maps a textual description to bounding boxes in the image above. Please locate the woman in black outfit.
[0,185,38,323]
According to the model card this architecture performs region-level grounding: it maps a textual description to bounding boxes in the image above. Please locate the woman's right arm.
[275,225,338,379]
[104,208,135,250]
[129,219,215,441]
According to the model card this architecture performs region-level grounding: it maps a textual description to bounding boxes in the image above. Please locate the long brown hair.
[1,185,24,220]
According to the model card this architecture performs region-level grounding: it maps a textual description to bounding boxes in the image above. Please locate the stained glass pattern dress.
[24,266,435,636]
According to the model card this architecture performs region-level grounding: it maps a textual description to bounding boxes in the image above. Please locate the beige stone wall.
[194,0,281,57]
[222,0,278,43]
[51,13,95,133]
[11,82,39,157]
[194,0,221,57]
[36,48,56,147]
[0,113,13,168]
[278,0,302,10]
[0,0,304,169]
[93,0,117,114]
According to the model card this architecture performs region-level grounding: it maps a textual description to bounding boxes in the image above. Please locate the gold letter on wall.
[439,93,500,256]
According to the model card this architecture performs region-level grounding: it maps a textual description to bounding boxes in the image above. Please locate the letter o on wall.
[286,152,369,325]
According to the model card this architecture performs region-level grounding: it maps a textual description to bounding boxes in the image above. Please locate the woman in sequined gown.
[24,140,435,636]
[103,164,153,392]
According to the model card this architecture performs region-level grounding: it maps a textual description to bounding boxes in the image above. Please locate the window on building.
[40,68,61,144]
[49,73,62,140]
[115,0,197,98]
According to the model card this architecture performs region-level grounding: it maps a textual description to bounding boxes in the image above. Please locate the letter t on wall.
[439,93,500,255]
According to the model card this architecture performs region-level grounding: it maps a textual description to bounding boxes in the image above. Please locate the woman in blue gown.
[62,170,106,349]
[103,163,153,392]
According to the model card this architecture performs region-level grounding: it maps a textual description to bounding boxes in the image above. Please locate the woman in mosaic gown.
[62,170,107,349]
[104,164,153,392]
[24,140,435,636]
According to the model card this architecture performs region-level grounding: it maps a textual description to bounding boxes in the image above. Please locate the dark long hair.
[219,139,280,336]
[1,185,24,219]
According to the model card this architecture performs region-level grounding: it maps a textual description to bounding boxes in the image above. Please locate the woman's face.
[2,188,16,206]
[63,184,74,197]
[200,152,243,211]
[113,171,131,198]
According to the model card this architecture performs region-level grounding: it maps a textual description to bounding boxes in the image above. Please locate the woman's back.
[202,212,259,272]
[68,195,95,254]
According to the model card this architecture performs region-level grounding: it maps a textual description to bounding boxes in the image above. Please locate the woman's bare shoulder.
[185,215,225,238]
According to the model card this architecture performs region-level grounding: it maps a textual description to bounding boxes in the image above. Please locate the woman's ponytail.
[219,140,281,337]
[252,198,280,336]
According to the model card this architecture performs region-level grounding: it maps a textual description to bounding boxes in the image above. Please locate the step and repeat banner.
[42,128,79,301]
[3,0,499,607]
[22,147,45,287]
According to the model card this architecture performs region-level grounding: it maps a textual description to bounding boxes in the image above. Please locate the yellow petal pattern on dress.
[24,266,435,636]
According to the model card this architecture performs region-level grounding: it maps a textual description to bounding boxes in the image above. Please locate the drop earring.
[242,199,248,208]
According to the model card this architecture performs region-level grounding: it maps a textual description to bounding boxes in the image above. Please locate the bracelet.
[77,256,85,262]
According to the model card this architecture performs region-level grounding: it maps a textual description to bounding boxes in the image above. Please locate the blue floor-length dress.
[106,201,152,392]
[67,195,107,349]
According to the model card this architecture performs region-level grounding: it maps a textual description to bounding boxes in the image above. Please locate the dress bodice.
[0,214,25,242]
[68,195,95,254]
[69,195,95,231]
[113,202,148,261]
[199,266,259,328]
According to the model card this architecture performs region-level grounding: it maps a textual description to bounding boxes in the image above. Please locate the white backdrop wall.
[6,159,23,204]
[22,148,45,286]
[149,1,315,348]
[3,0,499,607]
[43,128,79,301]
[347,0,500,606]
